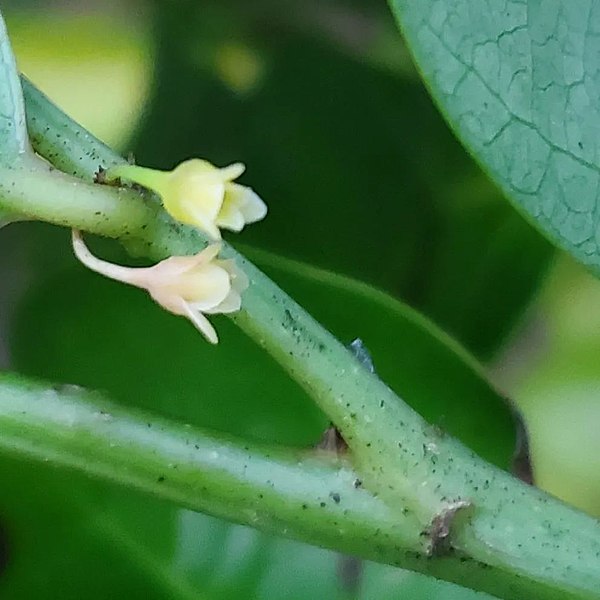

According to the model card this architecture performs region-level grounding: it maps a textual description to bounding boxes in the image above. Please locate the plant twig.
[0,373,533,598]
[7,73,600,600]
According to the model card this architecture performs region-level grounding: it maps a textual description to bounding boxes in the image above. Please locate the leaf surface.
[389,0,600,274]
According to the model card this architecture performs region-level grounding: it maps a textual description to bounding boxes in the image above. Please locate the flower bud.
[105,159,267,240]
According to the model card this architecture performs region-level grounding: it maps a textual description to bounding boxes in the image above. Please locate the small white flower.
[72,230,248,343]
[105,159,267,241]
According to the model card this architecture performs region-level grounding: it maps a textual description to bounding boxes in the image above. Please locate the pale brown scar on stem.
[423,499,473,557]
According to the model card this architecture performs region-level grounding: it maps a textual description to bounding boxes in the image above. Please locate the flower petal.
[216,195,246,231]
[239,187,268,223]
[207,290,242,314]
[217,183,267,232]
[182,302,219,344]
[148,287,189,316]
[151,243,223,280]
[217,258,250,295]
[180,199,223,240]
[218,162,246,181]
[179,263,232,310]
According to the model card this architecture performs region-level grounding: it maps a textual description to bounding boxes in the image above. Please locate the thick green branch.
[0,154,155,236]
[21,77,121,180]
[0,373,538,598]
[14,81,600,600]
[0,374,415,557]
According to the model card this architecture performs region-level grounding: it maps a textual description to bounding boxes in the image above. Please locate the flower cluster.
[76,157,268,343]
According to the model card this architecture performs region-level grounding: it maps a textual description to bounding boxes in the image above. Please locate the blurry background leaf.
[0,459,175,599]
[5,5,152,148]
[494,256,600,518]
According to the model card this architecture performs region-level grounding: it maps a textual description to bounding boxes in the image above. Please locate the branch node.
[422,499,472,557]
[316,425,348,455]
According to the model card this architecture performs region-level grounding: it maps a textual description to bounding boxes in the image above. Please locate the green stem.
[0,154,155,236]
[17,81,600,599]
[0,374,415,558]
[21,76,121,180]
[0,373,540,599]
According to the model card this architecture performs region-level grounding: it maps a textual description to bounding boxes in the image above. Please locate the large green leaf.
[0,11,28,160]
[389,0,600,274]
[131,0,552,359]
[6,233,512,598]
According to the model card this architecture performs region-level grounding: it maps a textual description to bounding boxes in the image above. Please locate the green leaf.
[0,457,180,599]
[389,0,600,275]
[130,1,552,358]
[0,11,28,160]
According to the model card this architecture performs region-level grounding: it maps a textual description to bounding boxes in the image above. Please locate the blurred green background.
[1,0,600,597]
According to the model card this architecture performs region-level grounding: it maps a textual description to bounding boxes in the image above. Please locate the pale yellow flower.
[105,159,267,240]
[71,230,248,343]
